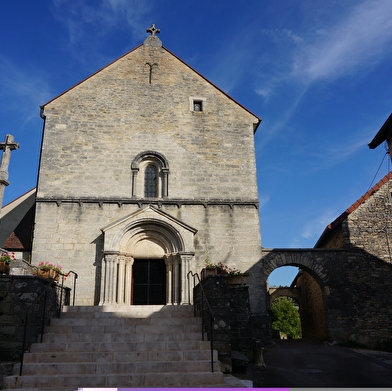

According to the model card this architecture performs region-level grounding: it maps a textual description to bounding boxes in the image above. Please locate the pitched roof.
[40,44,262,132]
[315,171,392,247]
[368,113,392,149]
[3,205,34,250]
[0,188,36,251]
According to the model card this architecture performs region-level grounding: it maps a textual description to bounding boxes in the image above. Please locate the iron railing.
[187,270,215,373]
[19,270,77,376]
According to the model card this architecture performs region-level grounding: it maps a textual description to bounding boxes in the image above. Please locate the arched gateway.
[99,205,197,305]
[262,249,330,338]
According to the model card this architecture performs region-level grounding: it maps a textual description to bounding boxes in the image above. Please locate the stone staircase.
[3,305,244,390]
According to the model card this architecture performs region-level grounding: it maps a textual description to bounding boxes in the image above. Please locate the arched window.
[131,151,169,199]
[144,164,157,198]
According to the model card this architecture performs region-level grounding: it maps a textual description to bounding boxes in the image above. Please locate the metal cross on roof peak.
[146,24,160,37]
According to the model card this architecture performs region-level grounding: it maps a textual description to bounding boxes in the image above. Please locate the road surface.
[259,338,392,388]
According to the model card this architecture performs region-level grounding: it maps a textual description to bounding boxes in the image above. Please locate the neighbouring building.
[0,188,35,261]
[315,171,392,262]
[368,112,392,159]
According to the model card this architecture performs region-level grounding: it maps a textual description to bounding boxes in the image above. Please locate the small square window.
[189,96,206,112]
[193,100,203,111]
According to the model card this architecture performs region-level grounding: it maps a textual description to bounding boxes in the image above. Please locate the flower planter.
[228,276,249,285]
[0,261,10,275]
[201,268,218,280]
[38,268,60,282]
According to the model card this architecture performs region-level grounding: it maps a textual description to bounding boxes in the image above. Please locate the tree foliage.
[271,297,302,339]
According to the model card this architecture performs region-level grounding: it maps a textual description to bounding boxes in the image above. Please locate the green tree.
[271,297,302,339]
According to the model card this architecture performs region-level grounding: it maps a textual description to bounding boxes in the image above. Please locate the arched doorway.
[100,205,197,305]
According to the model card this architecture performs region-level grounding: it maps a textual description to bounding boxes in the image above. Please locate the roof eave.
[368,113,392,149]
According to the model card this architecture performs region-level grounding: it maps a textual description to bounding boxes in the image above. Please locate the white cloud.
[258,194,270,209]
[303,135,370,174]
[255,1,392,153]
[260,28,303,45]
[0,56,51,124]
[300,209,338,241]
[292,0,392,83]
[263,0,392,98]
[51,0,152,44]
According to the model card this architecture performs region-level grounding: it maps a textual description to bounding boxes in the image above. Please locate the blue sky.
[1,1,392,286]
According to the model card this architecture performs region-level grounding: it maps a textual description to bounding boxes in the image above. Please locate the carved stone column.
[162,168,169,198]
[124,256,134,305]
[101,253,118,304]
[117,256,126,304]
[165,255,174,304]
[131,168,139,197]
[180,253,193,304]
[173,257,180,305]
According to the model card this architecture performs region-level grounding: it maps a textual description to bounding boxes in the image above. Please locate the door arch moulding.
[99,205,197,305]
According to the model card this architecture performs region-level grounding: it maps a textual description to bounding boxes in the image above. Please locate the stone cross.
[0,134,19,209]
[146,24,160,36]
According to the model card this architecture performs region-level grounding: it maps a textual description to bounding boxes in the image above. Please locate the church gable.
[37,29,261,201]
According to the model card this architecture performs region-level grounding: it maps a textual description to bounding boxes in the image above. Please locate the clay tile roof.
[330,171,392,229]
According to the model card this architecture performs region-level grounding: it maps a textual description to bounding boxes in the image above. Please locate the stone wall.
[346,176,392,262]
[260,248,392,349]
[0,275,71,362]
[194,274,254,373]
[295,270,327,338]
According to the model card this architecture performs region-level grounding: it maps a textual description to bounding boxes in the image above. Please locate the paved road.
[260,338,392,388]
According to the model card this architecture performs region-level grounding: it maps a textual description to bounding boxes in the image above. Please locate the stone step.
[41,331,203,343]
[2,388,73,391]
[44,323,201,334]
[60,310,195,319]
[3,304,226,390]
[3,371,226,388]
[1,374,247,391]
[13,359,221,376]
[62,304,195,317]
[30,339,211,353]
[53,314,199,324]
[22,349,217,364]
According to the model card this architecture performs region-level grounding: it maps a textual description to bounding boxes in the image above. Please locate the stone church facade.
[32,29,263,307]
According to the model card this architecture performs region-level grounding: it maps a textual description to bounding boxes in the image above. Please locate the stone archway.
[263,249,329,338]
[99,205,197,305]
[269,287,301,306]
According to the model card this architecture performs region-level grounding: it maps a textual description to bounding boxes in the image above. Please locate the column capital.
[104,251,120,256]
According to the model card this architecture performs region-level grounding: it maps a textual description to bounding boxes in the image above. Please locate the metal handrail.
[187,270,215,373]
[19,270,76,376]
[60,270,78,308]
